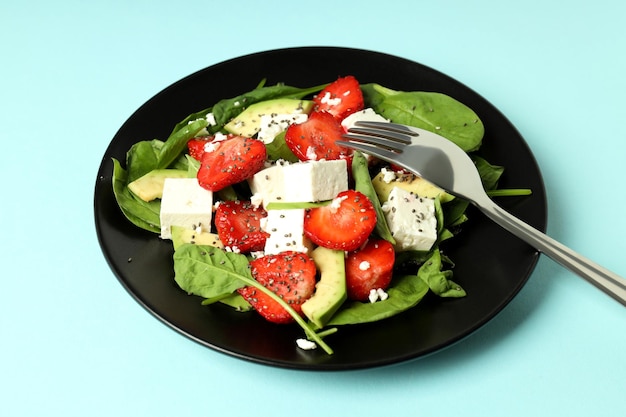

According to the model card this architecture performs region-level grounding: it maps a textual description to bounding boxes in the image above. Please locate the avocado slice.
[171,225,224,251]
[224,98,313,138]
[372,170,455,203]
[127,169,188,202]
[301,246,347,328]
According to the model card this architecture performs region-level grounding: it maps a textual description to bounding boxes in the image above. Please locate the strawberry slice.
[197,135,266,192]
[187,137,210,161]
[238,251,317,324]
[304,190,377,251]
[214,200,269,253]
[284,110,350,162]
[345,239,395,301]
[313,75,364,120]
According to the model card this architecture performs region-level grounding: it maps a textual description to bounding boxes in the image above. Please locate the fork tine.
[335,138,401,163]
[354,121,420,138]
[347,126,413,146]
[340,132,406,152]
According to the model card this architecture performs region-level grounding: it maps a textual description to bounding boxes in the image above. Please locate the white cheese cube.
[341,108,389,131]
[261,209,312,255]
[257,113,308,144]
[249,159,348,206]
[382,187,437,252]
[159,178,213,239]
[282,159,348,202]
[248,164,287,207]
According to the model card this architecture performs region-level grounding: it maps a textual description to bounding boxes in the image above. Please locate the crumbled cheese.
[296,338,317,350]
[377,288,389,301]
[257,113,308,144]
[250,193,263,208]
[224,246,241,254]
[305,146,318,161]
[368,288,389,303]
[329,195,348,213]
[358,261,371,271]
[319,91,342,106]
[380,167,397,183]
[205,112,217,126]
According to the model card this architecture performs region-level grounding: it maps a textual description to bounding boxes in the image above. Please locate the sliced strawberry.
[187,137,210,161]
[345,239,395,301]
[214,200,269,253]
[197,135,266,192]
[238,251,317,324]
[304,190,377,251]
[284,110,350,161]
[313,75,364,120]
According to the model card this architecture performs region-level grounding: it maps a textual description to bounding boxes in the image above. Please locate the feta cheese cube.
[249,159,349,206]
[382,187,437,252]
[261,209,312,255]
[159,178,213,239]
[283,159,348,202]
[341,108,389,131]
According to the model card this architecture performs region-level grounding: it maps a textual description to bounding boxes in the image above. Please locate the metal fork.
[339,121,626,306]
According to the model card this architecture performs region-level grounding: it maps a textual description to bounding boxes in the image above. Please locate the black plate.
[94,47,547,370]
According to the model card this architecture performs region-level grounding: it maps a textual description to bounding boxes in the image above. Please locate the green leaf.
[418,249,466,298]
[362,83,484,152]
[111,158,161,233]
[126,139,162,183]
[327,274,429,325]
[351,151,395,244]
[157,118,208,170]
[264,131,299,162]
[473,155,504,191]
[173,244,250,299]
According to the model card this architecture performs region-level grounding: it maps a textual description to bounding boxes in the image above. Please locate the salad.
[112,75,526,355]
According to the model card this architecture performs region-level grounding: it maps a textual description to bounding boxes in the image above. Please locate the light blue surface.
[2,1,625,416]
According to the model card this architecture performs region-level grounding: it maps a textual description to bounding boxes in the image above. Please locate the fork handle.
[476,198,626,306]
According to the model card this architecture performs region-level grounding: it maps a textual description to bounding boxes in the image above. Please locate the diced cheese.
[248,164,287,206]
[249,159,349,207]
[159,178,213,239]
[261,209,312,255]
[282,159,348,202]
[382,186,437,252]
[341,108,389,131]
[257,113,308,144]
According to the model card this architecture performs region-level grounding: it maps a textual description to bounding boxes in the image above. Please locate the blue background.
[2,1,625,416]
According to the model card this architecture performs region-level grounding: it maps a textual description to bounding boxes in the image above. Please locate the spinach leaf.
[264,131,299,162]
[111,158,161,233]
[157,118,208,171]
[418,248,466,298]
[126,139,162,183]
[327,274,429,325]
[351,151,395,244]
[173,244,250,299]
[473,155,504,191]
[362,83,484,152]
[202,293,253,312]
